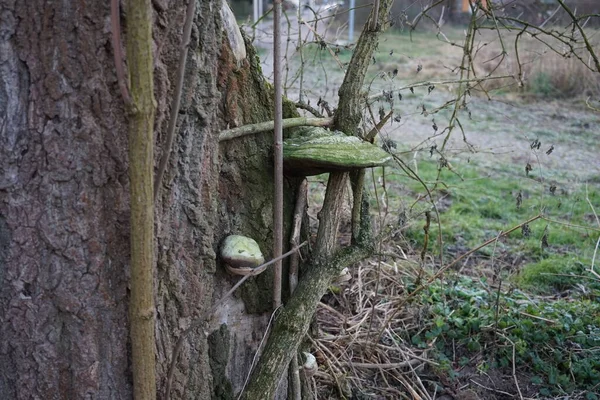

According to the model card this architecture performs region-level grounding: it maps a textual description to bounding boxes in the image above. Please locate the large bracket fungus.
[283,127,392,176]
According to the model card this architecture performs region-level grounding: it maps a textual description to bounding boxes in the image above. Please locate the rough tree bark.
[1,1,133,397]
[0,0,298,398]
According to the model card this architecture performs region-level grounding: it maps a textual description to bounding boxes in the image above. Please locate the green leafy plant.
[407,277,600,395]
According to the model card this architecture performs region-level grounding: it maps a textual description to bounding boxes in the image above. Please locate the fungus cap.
[220,235,265,276]
[302,352,318,377]
[283,127,392,176]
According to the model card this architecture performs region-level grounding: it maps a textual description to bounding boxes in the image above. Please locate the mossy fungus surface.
[220,235,265,270]
[283,127,392,176]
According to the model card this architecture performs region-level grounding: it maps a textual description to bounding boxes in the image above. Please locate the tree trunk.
[0,0,296,398]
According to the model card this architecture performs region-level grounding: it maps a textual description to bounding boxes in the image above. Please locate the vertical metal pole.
[349,0,355,42]
[259,0,264,28]
[253,0,258,23]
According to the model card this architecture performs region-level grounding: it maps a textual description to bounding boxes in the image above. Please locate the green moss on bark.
[217,32,302,315]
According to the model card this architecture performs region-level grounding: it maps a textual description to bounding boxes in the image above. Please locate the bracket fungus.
[301,352,318,377]
[283,127,392,176]
[220,235,266,276]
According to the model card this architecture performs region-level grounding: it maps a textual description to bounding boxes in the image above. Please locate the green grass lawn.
[371,155,599,294]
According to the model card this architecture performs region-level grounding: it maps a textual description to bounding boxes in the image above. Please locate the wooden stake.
[273,0,283,310]
[126,0,156,398]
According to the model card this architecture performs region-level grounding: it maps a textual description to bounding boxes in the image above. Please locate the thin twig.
[289,179,307,293]
[301,21,345,70]
[585,184,600,228]
[556,0,600,72]
[518,312,558,324]
[469,379,515,397]
[592,236,600,280]
[238,306,282,400]
[540,216,600,232]
[496,333,524,400]
[250,7,272,29]
[295,102,324,118]
[308,336,347,398]
[586,184,600,279]
[273,0,284,311]
[297,0,305,105]
[366,75,514,102]
[289,179,306,400]
[339,360,421,369]
[110,0,132,106]
[153,0,196,201]
[586,96,600,112]
[391,155,444,269]
[364,110,392,142]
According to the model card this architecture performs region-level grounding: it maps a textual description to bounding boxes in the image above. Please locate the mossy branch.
[126,0,156,398]
[334,0,393,135]
[240,0,391,396]
[241,201,373,399]
[313,172,349,260]
[334,0,393,247]
[218,117,333,142]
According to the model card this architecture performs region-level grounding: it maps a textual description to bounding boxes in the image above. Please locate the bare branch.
[154,0,196,201]
[110,0,132,107]
[219,117,334,142]
[295,101,324,118]
[273,0,284,311]
[556,0,600,72]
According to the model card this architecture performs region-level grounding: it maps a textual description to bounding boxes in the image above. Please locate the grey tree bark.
[0,0,296,398]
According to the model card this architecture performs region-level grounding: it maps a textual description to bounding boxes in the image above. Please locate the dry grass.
[305,237,600,399]
[474,29,600,99]
[303,163,600,398]
[302,179,434,399]
[309,257,436,400]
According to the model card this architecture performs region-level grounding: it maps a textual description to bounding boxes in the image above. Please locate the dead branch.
[154,0,196,200]
[219,117,334,142]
